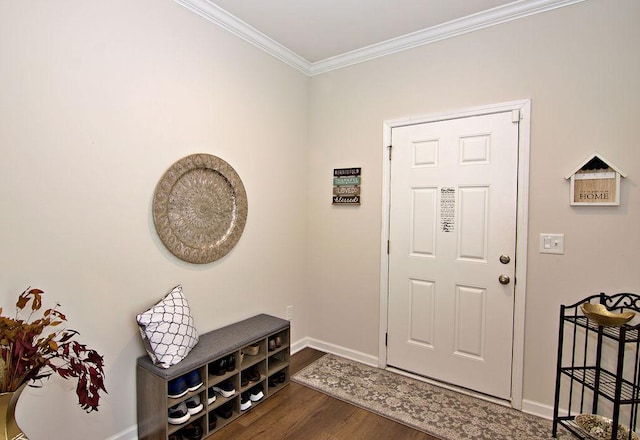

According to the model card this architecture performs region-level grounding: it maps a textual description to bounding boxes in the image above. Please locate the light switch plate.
[539,233,564,254]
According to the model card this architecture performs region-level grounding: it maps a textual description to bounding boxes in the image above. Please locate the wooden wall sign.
[566,153,626,206]
[333,167,361,205]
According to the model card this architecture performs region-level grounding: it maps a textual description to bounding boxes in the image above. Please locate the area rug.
[292,354,572,440]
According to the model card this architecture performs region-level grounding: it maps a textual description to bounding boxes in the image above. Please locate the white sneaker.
[168,401,190,425]
[249,385,264,402]
[240,392,252,411]
[185,395,203,415]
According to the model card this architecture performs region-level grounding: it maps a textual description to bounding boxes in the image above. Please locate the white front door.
[386,110,519,400]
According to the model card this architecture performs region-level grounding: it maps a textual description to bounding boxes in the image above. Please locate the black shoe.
[268,376,278,388]
[209,358,227,376]
[181,423,203,440]
[216,402,233,419]
[245,366,260,383]
[209,413,217,431]
[226,354,235,372]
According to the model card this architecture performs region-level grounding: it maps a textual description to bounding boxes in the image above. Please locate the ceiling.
[206,0,515,63]
[174,0,586,75]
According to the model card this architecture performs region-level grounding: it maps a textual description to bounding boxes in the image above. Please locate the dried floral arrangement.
[0,287,106,412]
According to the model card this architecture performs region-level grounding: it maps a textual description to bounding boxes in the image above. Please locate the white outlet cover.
[539,233,564,254]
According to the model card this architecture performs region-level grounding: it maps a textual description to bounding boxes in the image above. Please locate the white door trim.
[379,99,531,409]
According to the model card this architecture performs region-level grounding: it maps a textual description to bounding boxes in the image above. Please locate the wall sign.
[333,167,361,205]
[440,187,456,232]
[566,153,626,206]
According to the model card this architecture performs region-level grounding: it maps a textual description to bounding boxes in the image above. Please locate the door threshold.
[385,366,513,408]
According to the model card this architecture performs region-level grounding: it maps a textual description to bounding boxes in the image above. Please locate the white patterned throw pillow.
[136,285,199,368]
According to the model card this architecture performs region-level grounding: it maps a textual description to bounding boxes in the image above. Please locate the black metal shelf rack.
[553,293,640,439]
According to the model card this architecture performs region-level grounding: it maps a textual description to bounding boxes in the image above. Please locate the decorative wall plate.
[153,154,248,264]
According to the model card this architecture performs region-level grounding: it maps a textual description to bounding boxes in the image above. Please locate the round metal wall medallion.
[152,154,248,264]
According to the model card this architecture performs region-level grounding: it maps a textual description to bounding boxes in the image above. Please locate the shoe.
[215,402,233,419]
[210,358,227,376]
[243,343,260,356]
[249,384,264,402]
[207,387,217,405]
[268,376,278,388]
[213,381,235,398]
[226,354,235,372]
[245,366,260,383]
[185,370,203,392]
[185,395,203,415]
[168,401,190,425]
[240,392,252,411]
[277,371,286,383]
[241,374,249,387]
[208,413,217,431]
[275,336,283,348]
[168,376,189,399]
[169,434,182,440]
[268,338,276,351]
[181,423,203,440]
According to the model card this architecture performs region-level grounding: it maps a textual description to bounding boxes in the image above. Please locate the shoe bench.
[136,314,290,440]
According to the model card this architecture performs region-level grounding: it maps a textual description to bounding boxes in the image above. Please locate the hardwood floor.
[207,348,438,440]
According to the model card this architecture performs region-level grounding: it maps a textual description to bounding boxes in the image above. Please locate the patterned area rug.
[293,354,572,440]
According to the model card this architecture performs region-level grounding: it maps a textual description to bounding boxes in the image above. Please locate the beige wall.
[307,0,640,412]
[0,0,309,438]
[1,0,639,439]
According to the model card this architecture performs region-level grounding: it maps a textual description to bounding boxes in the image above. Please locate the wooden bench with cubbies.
[137,314,290,439]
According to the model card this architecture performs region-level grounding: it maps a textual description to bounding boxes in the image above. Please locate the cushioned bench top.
[137,313,290,380]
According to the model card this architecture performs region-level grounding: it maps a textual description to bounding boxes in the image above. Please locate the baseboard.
[294,336,378,367]
[104,425,137,440]
[521,399,555,420]
[290,336,308,356]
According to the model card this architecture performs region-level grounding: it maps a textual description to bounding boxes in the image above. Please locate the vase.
[0,384,27,440]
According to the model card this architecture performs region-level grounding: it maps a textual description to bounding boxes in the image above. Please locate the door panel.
[454,284,486,359]
[387,111,518,400]
[458,186,489,260]
[408,279,435,346]
[411,188,437,256]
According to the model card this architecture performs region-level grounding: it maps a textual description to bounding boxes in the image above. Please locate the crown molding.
[174,0,588,77]
[310,0,588,75]
[173,0,312,74]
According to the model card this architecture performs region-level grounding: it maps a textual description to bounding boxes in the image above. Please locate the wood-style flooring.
[207,348,437,440]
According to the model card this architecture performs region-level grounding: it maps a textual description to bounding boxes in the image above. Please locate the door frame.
[378,99,531,409]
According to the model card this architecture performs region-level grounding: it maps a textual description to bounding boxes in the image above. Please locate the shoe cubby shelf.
[137,314,290,440]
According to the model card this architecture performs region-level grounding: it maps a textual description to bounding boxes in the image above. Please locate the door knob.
[499,255,511,264]
[498,274,510,285]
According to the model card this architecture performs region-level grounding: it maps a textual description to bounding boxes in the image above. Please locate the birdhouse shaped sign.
[566,153,627,206]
